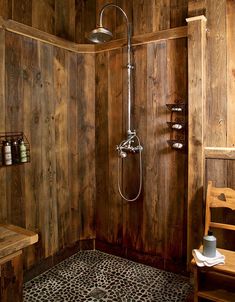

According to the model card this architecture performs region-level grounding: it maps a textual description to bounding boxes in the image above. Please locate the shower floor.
[23,250,193,302]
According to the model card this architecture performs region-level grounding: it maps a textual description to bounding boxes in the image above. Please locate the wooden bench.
[191,181,235,302]
[0,224,38,302]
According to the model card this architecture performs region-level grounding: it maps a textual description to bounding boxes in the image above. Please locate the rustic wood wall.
[96,37,188,273]
[0,29,95,272]
[0,0,189,43]
[188,0,235,252]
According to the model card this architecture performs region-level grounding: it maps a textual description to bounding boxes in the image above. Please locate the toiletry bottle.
[20,139,27,163]
[3,140,12,166]
[203,230,216,258]
[11,139,20,164]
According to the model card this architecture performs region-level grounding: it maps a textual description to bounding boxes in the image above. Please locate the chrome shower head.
[87,26,113,44]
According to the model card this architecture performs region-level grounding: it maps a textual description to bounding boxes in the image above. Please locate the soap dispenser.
[203,230,216,258]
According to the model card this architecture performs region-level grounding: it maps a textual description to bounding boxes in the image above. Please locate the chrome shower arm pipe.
[98,3,133,135]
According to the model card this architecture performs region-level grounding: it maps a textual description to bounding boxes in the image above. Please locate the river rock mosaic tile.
[23,250,192,302]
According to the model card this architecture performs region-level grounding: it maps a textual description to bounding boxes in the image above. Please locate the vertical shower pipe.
[98,4,134,136]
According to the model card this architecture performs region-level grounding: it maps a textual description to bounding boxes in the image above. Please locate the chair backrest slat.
[205,181,235,236]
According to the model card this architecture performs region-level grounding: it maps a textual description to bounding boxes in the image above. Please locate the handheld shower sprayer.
[88,3,143,202]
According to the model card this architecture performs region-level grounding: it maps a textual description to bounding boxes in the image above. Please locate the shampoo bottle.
[203,230,216,258]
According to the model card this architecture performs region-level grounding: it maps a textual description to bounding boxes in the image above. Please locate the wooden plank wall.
[188,1,235,252]
[96,37,188,273]
[0,29,96,272]
[0,0,189,43]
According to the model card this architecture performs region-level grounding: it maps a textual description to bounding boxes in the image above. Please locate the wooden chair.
[191,181,235,302]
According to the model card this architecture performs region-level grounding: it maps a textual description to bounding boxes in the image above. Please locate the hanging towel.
[192,249,225,267]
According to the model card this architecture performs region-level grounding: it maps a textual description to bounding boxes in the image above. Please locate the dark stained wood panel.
[39,41,58,258]
[77,53,96,240]
[75,0,96,43]
[107,48,123,245]
[0,0,12,19]
[54,46,71,250]
[12,0,32,26]
[32,0,55,35]
[5,32,25,228]
[0,0,201,44]
[55,0,75,41]
[165,38,187,271]
[68,52,79,244]
[21,36,42,267]
[95,51,110,244]
[0,29,7,223]
[0,30,96,273]
[95,36,188,272]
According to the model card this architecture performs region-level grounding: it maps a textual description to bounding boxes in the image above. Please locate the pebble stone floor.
[23,250,193,302]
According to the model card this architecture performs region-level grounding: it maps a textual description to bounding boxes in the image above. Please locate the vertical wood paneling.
[12,0,32,26]
[68,52,79,244]
[0,0,12,19]
[40,41,58,257]
[144,41,167,260]
[0,253,23,302]
[187,16,206,264]
[0,29,6,223]
[77,53,96,240]
[188,0,206,17]
[95,51,109,243]
[32,0,55,35]
[75,0,96,43]
[165,38,187,270]
[133,0,153,36]
[206,0,227,147]
[226,0,235,147]
[55,0,75,41]
[54,47,70,250]
[0,29,96,273]
[96,37,188,271]
[153,0,171,31]
[123,45,146,254]
[107,49,123,245]
[21,36,41,267]
[170,0,188,28]
[5,32,25,227]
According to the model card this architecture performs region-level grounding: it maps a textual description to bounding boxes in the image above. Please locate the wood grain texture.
[0,29,7,223]
[226,0,235,147]
[32,0,55,35]
[95,51,110,244]
[0,253,23,302]
[12,0,32,26]
[95,35,188,272]
[0,30,96,273]
[205,147,235,160]
[187,16,206,264]
[188,0,206,17]
[55,0,75,41]
[0,0,191,43]
[53,46,70,250]
[205,0,227,147]
[75,0,96,43]
[77,53,96,240]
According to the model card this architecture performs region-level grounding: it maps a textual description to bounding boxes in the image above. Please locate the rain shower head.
[87,26,113,44]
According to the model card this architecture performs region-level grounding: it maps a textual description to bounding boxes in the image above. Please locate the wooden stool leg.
[0,252,23,302]
[193,265,199,302]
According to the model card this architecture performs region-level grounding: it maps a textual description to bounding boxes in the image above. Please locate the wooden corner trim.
[186,15,207,23]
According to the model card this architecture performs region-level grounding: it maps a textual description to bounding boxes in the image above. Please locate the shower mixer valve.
[116,132,143,158]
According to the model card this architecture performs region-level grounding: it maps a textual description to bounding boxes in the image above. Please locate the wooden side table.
[0,224,38,302]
